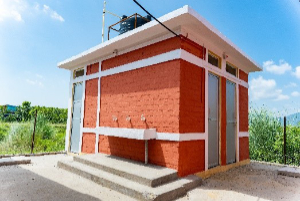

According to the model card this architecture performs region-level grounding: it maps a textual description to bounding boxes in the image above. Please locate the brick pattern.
[99,60,181,133]
[239,85,248,132]
[239,137,249,161]
[83,78,98,128]
[99,135,145,162]
[86,62,99,75]
[101,36,206,71]
[148,140,180,170]
[81,133,96,153]
[178,140,205,177]
[179,60,205,133]
[239,69,248,83]
[181,37,206,59]
[221,77,227,166]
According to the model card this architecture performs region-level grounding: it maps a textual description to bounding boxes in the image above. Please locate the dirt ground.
[0,154,299,201]
[178,162,300,201]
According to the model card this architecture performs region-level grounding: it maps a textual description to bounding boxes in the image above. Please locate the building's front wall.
[66,30,250,177]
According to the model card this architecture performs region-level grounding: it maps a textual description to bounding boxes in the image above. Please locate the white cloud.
[0,1,64,23]
[263,60,292,75]
[25,79,44,87]
[35,74,43,79]
[293,66,300,79]
[249,76,289,101]
[0,0,27,22]
[291,91,300,97]
[285,82,297,88]
[42,5,64,22]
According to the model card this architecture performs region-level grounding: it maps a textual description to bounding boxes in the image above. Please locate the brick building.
[58,6,261,177]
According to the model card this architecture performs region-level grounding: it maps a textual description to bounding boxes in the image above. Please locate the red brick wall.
[84,78,98,128]
[101,36,206,71]
[178,140,205,177]
[239,85,248,132]
[86,62,99,75]
[148,140,179,170]
[82,133,96,153]
[239,137,249,161]
[239,69,248,83]
[179,60,205,133]
[99,60,181,133]
[221,77,227,166]
[99,135,145,162]
[98,136,203,176]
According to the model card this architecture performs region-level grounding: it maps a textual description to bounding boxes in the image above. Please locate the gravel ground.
[0,155,299,201]
[178,162,300,201]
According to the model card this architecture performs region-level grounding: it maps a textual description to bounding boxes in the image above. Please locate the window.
[226,62,238,77]
[73,68,84,78]
[208,51,221,68]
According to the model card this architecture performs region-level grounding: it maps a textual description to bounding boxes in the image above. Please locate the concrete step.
[57,159,201,201]
[278,167,300,178]
[73,154,178,187]
[0,157,31,167]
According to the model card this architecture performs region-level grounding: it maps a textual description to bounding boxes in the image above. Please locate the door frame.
[225,79,237,164]
[68,80,85,153]
[208,71,221,169]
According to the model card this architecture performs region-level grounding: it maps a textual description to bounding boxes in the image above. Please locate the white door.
[208,73,219,168]
[226,80,236,164]
[70,82,83,153]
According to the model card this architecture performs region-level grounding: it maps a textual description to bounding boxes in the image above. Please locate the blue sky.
[0,0,300,115]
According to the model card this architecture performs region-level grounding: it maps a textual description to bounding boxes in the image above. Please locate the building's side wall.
[149,141,180,170]
[239,85,248,132]
[178,140,205,177]
[99,59,181,132]
[239,69,248,83]
[239,137,249,161]
[83,78,98,128]
[99,58,181,169]
[82,133,96,153]
[239,85,249,161]
[177,48,206,176]
[86,63,99,75]
[179,60,205,133]
[99,135,145,162]
[220,77,227,166]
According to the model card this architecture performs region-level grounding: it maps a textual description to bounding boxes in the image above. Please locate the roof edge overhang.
[58,5,262,73]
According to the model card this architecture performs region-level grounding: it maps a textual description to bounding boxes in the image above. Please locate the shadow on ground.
[0,165,101,201]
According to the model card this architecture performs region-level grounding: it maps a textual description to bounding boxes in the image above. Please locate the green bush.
[0,123,10,141]
[249,106,300,165]
[0,114,66,155]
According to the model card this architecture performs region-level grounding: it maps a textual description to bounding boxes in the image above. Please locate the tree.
[15,101,32,122]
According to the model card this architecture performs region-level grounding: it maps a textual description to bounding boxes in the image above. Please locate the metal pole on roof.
[102,1,122,43]
[102,1,106,43]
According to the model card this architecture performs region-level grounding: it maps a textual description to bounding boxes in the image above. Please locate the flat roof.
[58,5,262,72]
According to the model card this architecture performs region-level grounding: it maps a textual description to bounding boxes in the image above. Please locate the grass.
[0,115,66,155]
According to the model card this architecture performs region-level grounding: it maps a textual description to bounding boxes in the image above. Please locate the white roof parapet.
[58,5,261,73]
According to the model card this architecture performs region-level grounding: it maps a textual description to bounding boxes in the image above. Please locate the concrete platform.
[58,153,202,201]
[278,167,300,178]
[0,157,31,166]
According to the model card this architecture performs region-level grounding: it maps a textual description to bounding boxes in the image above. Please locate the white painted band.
[239,132,249,137]
[71,49,249,89]
[81,127,206,142]
[156,132,206,141]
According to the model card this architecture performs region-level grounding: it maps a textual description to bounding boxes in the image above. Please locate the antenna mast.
[102,1,106,43]
[102,1,121,43]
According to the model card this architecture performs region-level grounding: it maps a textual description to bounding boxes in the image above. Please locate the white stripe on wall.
[81,127,206,142]
[238,132,249,137]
